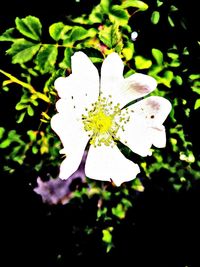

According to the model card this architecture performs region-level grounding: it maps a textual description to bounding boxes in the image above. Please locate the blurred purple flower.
[34,151,87,205]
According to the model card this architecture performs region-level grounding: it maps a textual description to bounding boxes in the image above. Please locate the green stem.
[0,69,50,103]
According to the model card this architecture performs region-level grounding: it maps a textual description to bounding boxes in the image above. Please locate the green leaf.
[49,22,72,41]
[151,11,160,24]
[0,139,11,149]
[174,75,183,85]
[135,55,152,69]
[0,127,5,139]
[17,112,26,123]
[121,0,148,11]
[15,102,27,110]
[157,70,174,87]
[112,204,126,219]
[109,5,130,25]
[0,28,15,42]
[27,130,37,142]
[168,16,175,27]
[35,45,58,74]
[15,16,42,41]
[167,52,179,59]
[6,39,41,64]
[102,229,112,243]
[189,74,200,80]
[164,70,174,81]
[69,26,88,42]
[131,178,144,192]
[111,24,123,49]
[99,25,122,49]
[89,5,103,23]
[194,99,200,110]
[152,48,163,65]
[100,0,110,13]
[157,0,163,7]
[99,26,112,48]
[27,105,34,116]
[122,41,134,61]
[59,47,72,69]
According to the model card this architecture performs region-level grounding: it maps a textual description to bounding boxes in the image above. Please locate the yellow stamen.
[82,95,130,147]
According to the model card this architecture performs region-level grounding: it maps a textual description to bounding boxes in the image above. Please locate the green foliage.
[0,0,199,256]
[151,10,160,24]
[35,44,58,74]
[7,39,41,64]
[15,16,42,41]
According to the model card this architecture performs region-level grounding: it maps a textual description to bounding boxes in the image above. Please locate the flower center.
[82,95,129,147]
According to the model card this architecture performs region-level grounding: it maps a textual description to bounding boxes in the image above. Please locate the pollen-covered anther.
[82,95,130,147]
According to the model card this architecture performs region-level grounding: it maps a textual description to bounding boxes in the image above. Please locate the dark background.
[1,0,200,266]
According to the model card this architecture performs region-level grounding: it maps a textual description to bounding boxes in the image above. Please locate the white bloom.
[131,31,138,41]
[51,52,172,186]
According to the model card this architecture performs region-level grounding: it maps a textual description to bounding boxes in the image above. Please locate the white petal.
[100,53,157,108]
[120,73,157,107]
[151,125,166,148]
[85,145,140,186]
[59,151,85,180]
[51,112,89,179]
[100,53,124,105]
[51,112,89,153]
[127,96,172,126]
[119,124,154,157]
[54,52,99,115]
[118,96,172,156]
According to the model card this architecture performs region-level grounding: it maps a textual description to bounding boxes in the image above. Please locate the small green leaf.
[164,70,174,81]
[167,52,179,59]
[109,5,130,25]
[6,39,41,64]
[157,0,163,7]
[27,105,34,116]
[151,11,160,24]
[35,45,58,74]
[122,41,134,61]
[89,5,103,23]
[152,48,163,65]
[102,229,112,244]
[194,99,200,110]
[131,178,144,192]
[168,16,175,27]
[99,26,112,48]
[59,47,72,69]
[112,204,126,219]
[99,25,122,49]
[0,127,5,139]
[135,55,152,69]
[0,139,11,149]
[0,28,15,42]
[121,0,148,11]
[69,26,88,42]
[111,24,122,49]
[17,112,26,123]
[2,86,10,92]
[100,0,110,13]
[174,75,183,85]
[49,22,72,41]
[27,130,37,142]
[15,102,27,110]
[15,16,42,41]
[32,146,39,154]
[189,74,200,80]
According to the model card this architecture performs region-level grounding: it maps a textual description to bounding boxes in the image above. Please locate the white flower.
[51,52,172,186]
